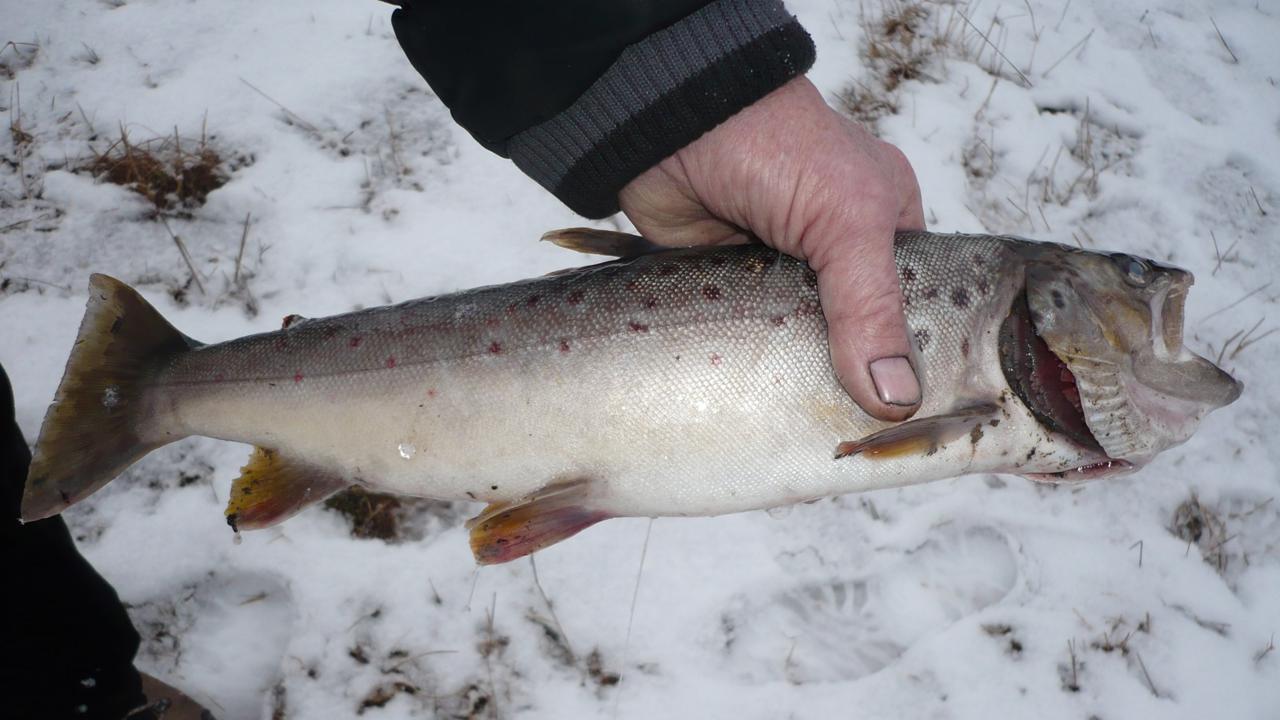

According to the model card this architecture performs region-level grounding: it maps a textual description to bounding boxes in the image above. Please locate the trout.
[21,230,1242,564]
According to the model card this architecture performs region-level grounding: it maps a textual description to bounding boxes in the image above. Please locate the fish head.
[1002,243,1242,478]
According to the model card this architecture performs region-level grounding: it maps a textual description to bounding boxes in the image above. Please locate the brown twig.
[1042,29,1094,78]
[158,215,206,295]
[957,10,1033,87]
[235,212,251,286]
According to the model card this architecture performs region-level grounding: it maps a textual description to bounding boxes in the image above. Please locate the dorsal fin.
[225,447,348,531]
[541,227,668,258]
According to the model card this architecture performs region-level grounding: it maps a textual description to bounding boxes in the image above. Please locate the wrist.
[509,0,815,218]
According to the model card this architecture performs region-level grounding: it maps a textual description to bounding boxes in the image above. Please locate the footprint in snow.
[722,525,1017,684]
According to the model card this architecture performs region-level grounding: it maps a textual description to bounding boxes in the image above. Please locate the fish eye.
[1113,254,1152,287]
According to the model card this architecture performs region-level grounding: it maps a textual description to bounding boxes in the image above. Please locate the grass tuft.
[82,125,234,214]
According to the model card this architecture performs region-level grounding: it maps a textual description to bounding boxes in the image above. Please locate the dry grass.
[838,0,1038,129]
[1170,495,1231,574]
[839,1,943,126]
[0,40,38,79]
[81,125,233,214]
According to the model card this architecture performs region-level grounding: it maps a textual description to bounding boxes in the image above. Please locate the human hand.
[618,76,927,421]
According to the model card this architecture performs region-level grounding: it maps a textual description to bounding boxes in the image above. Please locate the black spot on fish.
[989,418,1000,427]
[977,278,990,293]
[915,328,931,350]
[490,485,498,490]
[961,338,971,357]
[902,266,917,283]
[1052,290,1066,309]
[702,285,722,300]
[952,288,970,308]
[970,424,984,445]
[923,287,940,300]
[110,316,123,334]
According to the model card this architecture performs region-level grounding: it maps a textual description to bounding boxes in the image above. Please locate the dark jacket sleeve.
[392,0,815,218]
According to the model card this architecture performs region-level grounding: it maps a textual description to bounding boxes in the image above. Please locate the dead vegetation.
[323,486,461,543]
[838,1,944,125]
[0,40,38,79]
[1170,494,1232,574]
[837,1,1038,128]
[240,77,455,218]
[81,124,239,215]
[981,622,1024,656]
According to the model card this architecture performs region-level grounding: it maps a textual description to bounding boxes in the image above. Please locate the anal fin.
[541,227,667,258]
[225,447,348,531]
[835,404,999,459]
[466,478,609,565]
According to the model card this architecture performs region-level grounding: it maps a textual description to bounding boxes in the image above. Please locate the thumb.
[812,227,921,422]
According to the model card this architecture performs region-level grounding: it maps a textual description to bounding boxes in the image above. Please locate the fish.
[20,230,1242,564]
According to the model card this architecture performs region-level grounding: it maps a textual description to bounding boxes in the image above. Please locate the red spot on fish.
[323,326,339,338]
[506,302,519,314]
[559,339,571,353]
[349,336,362,348]
[281,314,303,329]
[702,285,722,300]
[643,295,658,309]
[489,341,503,355]
[710,353,722,366]
[386,357,397,368]
[293,372,304,383]
[526,295,541,307]
[626,280,639,292]
[214,372,225,382]
[485,317,501,327]
[567,290,585,305]
[629,321,649,333]
[427,388,437,398]
[771,315,786,326]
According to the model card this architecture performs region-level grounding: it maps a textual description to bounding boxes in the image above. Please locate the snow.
[3,0,1278,718]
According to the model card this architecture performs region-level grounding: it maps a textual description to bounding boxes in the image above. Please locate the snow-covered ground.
[3,1,1278,718]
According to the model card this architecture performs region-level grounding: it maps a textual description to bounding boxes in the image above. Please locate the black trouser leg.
[1,363,147,719]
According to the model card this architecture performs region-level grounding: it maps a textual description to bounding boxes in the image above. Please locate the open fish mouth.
[998,289,1133,481]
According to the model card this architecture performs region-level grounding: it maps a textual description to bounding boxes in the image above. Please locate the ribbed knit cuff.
[508,0,815,218]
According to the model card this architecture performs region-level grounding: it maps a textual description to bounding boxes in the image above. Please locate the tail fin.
[21,274,200,521]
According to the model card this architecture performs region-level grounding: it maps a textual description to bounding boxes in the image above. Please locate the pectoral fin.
[542,227,667,258]
[467,478,609,565]
[835,404,1000,459]
[225,447,348,531]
